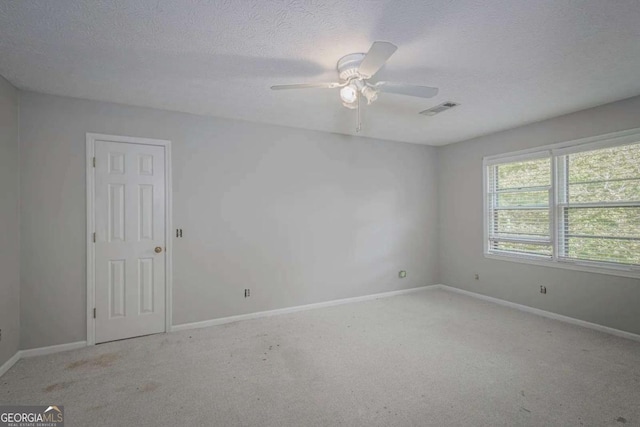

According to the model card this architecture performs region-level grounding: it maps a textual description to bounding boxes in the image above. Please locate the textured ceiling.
[1,0,640,145]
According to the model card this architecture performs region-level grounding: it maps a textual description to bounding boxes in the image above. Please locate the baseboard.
[20,341,87,358]
[173,285,439,332]
[0,341,89,379]
[0,352,21,378]
[3,287,437,377]
[437,284,640,343]
[3,283,637,378]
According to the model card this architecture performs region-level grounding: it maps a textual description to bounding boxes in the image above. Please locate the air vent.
[419,102,459,116]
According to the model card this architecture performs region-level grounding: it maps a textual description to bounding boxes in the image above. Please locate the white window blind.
[556,143,640,266]
[487,156,552,258]
[484,130,640,276]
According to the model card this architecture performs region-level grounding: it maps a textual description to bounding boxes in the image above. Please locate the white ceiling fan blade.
[374,82,439,98]
[358,41,398,78]
[270,82,343,90]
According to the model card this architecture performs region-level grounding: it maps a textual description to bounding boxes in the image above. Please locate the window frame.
[483,127,640,279]
[485,151,553,260]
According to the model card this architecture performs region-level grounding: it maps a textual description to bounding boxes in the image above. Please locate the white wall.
[0,76,20,366]
[17,88,640,351]
[19,91,439,350]
[438,95,640,335]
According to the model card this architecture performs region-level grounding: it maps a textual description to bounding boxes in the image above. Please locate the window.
[484,129,640,276]
[487,155,552,258]
[557,143,640,265]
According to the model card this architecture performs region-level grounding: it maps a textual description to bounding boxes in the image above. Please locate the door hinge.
[93,308,96,319]
[92,157,96,167]
[93,232,96,243]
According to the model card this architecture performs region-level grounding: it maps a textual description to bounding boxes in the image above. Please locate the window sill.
[484,253,640,279]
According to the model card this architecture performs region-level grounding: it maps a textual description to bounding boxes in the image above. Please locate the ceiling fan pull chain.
[356,94,362,133]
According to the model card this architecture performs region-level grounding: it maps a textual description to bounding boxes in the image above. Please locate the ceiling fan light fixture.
[340,84,358,104]
[361,85,378,104]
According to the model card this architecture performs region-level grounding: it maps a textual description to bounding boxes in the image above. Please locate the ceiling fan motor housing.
[337,53,366,80]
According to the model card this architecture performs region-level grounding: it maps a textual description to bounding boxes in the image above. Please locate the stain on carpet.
[43,381,74,392]
[66,353,120,370]
[138,382,160,392]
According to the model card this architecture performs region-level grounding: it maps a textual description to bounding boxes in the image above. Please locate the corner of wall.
[433,145,443,285]
[16,87,22,354]
[0,75,21,368]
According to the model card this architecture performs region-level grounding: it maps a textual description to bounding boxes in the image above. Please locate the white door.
[94,140,166,343]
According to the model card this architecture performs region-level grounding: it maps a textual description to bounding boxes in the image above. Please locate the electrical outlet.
[474,273,479,280]
[244,289,250,298]
[540,285,547,294]
[398,271,407,278]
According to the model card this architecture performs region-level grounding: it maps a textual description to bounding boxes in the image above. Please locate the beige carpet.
[1,288,639,426]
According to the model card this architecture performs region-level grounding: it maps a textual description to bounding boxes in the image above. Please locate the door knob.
[154,246,163,253]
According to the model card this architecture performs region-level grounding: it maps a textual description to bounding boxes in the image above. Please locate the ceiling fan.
[271,41,439,132]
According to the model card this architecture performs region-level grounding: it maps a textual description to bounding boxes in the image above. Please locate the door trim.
[86,133,173,346]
